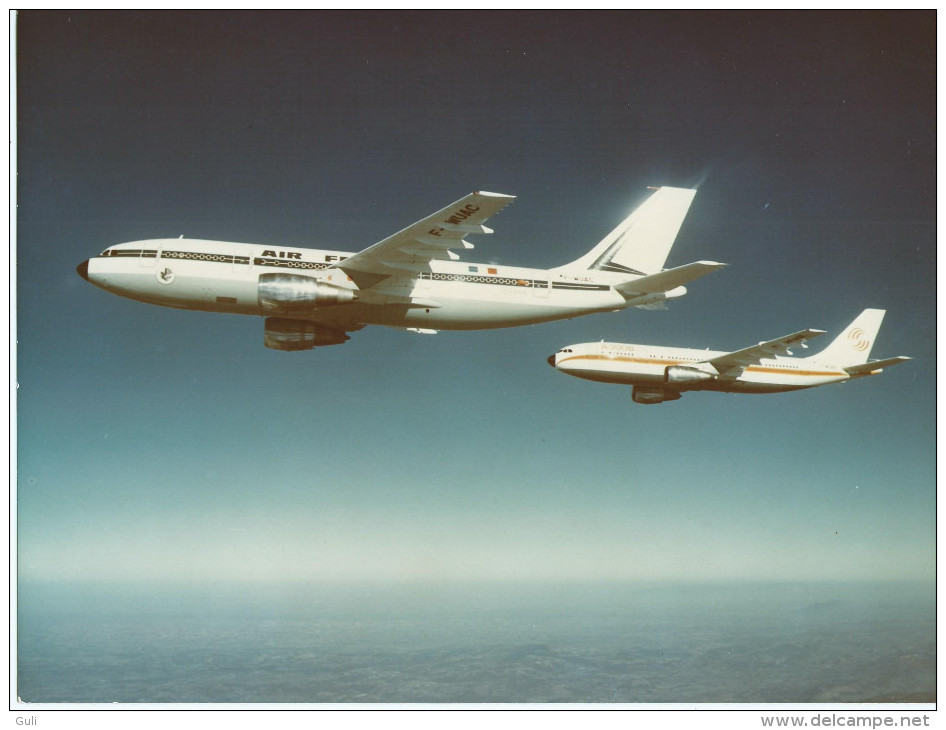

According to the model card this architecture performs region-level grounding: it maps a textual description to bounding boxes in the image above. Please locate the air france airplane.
[76,187,724,349]
[548,309,911,404]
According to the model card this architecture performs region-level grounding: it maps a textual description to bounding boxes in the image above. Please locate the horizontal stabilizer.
[844,356,912,376]
[615,260,726,299]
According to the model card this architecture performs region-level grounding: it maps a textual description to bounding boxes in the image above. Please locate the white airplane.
[548,308,911,404]
[76,186,724,349]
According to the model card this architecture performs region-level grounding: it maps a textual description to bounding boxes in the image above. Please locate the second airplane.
[548,309,911,404]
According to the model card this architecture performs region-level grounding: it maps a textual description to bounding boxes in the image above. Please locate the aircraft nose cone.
[547,354,557,367]
[76,259,89,281]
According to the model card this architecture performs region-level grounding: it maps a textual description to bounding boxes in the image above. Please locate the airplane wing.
[614,260,726,298]
[334,191,516,287]
[707,328,827,378]
[844,356,912,377]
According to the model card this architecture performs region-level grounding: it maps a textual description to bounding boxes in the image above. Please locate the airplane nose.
[547,354,556,367]
[76,260,89,281]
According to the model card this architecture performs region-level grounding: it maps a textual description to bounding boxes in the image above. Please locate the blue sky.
[16,11,935,586]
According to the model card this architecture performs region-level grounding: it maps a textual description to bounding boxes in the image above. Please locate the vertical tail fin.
[553,187,697,275]
[811,309,887,366]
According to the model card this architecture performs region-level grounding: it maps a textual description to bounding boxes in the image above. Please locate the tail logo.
[848,327,871,352]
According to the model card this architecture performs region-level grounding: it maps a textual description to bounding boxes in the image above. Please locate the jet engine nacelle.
[664,365,717,388]
[264,317,350,350]
[258,273,357,315]
[632,386,682,404]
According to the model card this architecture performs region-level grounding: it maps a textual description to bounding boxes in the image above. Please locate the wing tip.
[475,190,517,199]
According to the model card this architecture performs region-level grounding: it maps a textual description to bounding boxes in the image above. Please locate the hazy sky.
[15,11,935,585]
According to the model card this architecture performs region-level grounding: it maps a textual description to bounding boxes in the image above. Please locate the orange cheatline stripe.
[743,365,846,377]
[558,354,846,378]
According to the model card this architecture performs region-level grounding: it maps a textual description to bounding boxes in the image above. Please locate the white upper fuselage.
[83,238,640,331]
[551,341,851,394]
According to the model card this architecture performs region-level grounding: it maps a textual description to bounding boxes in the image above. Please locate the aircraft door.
[232,249,251,276]
[532,278,550,298]
[138,243,160,267]
[413,270,431,294]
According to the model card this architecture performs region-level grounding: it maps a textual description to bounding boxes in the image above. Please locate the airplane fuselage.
[551,341,852,394]
[82,239,668,331]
